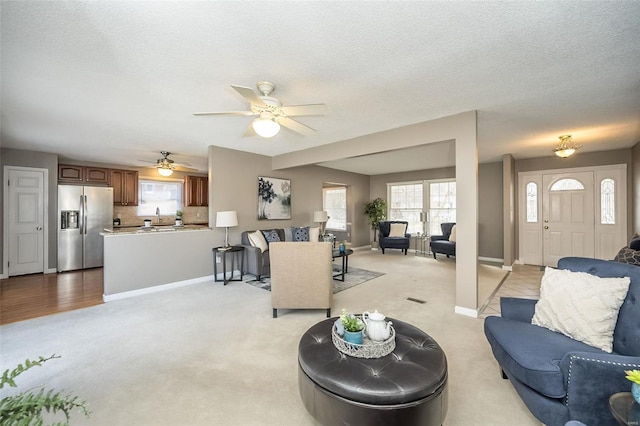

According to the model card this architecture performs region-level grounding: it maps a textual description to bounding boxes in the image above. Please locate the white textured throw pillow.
[449,225,457,242]
[247,231,268,252]
[389,223,405,237]
[309,226,320,242]
[531,267,630,352]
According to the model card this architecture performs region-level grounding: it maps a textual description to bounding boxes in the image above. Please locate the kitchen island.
[102,225,218,301]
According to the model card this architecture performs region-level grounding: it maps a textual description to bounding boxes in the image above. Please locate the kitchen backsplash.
[113,206,209,226]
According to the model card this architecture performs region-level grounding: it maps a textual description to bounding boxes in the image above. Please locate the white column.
[455,112,479,317]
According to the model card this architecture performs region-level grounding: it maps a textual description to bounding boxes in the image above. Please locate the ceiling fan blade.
[280,104,328,116]
[231,85,266,107]
[279,117,316,136]
[243,121,257,137]
[173,165,198,172]
[193,111,257,116]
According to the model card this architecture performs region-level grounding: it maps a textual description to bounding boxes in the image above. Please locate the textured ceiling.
[1,1,639,174]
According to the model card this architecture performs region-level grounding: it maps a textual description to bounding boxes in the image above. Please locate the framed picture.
[258,176,291,220]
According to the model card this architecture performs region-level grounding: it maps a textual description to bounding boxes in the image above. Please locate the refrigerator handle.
[79,195,85,235]
[83,195,88,234]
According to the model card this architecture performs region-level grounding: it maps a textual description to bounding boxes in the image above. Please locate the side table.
[413,235,431,257]
[212,246,244,285]
[610,392,640,425]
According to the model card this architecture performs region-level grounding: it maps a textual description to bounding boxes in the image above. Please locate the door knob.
[544,226,549,230]
[544,219,549,223]
[36,226,42,231]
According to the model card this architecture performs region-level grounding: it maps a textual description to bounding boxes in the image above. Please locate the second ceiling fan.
[193,81,327,138]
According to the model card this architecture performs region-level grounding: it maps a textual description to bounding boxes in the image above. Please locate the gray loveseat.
[241,228,285,281]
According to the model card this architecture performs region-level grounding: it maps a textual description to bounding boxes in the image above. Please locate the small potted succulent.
[625,369,640,403]
[340,309,365,345]
[175,210,183,226]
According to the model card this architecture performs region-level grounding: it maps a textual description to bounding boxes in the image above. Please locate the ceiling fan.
[139,151,197,176]
[193,81,327,138]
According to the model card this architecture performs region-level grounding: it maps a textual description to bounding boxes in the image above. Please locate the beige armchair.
[269,242,333,318]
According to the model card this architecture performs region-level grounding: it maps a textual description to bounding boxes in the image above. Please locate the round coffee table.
[298,317,448,426]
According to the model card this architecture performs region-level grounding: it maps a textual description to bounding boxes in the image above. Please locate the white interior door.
[542,171,594,267]
[8,169,45,276]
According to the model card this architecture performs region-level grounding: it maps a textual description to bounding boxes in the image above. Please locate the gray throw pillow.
[630,233,640,250]
[613,246,640,266]
[292,226,310,242]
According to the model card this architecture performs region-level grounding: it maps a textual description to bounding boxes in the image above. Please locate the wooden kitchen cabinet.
[110,169,139,206]
[58,165,109,184]
[185,175,208,207]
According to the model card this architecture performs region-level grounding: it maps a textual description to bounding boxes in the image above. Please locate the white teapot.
[362,310,392,342]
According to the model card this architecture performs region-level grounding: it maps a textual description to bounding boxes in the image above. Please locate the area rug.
[244,266,384,293]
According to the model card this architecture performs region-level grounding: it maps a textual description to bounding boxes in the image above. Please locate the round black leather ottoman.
[298,317,448,426]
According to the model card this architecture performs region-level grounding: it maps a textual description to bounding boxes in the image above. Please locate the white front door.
[542,171,594,267]
[8,169,45,276]
[518,165,626,267]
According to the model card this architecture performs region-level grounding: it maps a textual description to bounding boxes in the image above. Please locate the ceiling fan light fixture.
[554,134,580,158]
[157,166,173,177]
[252,112,280,138]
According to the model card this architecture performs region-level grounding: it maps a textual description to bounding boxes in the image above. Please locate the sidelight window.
[526,182,538,223]
[600,178,615,224]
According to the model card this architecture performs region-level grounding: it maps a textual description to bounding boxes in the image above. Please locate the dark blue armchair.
[484,257,640,425]
[430,222,456,259]
[378,221,410,255]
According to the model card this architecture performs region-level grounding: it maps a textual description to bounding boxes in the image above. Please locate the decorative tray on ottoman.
[331,325,396,359]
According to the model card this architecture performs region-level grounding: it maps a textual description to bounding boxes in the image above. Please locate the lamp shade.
[313,211,328,222]
[216,211,238,228]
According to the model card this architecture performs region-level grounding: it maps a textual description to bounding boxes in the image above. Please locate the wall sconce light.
[554,135,581,158]
[216,211,238,248]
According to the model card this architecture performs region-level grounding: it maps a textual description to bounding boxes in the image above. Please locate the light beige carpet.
[0,250,537,425]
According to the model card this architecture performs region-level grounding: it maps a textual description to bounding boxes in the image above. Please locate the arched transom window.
[550,178,584,191]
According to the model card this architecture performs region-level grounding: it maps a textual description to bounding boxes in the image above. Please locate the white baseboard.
[46,268,57,274]
[502,265,513,271]
[352,245,372,251]
[454,305,478,318]
[478,256,504,263]
[0,272,6,279]
[103,275,214,302]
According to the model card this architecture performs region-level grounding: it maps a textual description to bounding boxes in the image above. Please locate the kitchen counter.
[101,224,210,235]
[103,228,218,300]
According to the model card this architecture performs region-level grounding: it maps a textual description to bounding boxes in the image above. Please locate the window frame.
[137,178,184,217]
[323,186,347,231]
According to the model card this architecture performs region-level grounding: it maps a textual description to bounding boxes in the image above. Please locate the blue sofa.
[484,257,640,426]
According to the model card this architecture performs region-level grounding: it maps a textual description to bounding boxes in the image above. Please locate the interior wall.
[514,148,633,259]
[1,148,59,275]
[208,146,371,248]
[632,142,640,233]
[502,154,516,266]
[368,162,503,259]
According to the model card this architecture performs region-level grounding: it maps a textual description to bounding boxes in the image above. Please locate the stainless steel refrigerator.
[58,185,113,272]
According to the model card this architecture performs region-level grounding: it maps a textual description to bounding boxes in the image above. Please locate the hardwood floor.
[0,268,104,325]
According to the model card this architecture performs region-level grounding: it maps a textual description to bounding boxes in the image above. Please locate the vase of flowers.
[175,210,183,226]
[340,309,365,345]
[625,370,640,403]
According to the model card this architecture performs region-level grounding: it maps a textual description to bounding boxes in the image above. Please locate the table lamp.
[216,211,238,248]
[313,210,328,236]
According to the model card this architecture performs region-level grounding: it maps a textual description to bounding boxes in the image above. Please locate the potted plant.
[340,309,365,344]
[625,369,640,403]
[0,354,90,424]
[364,198,387,247]
[175,210,183,226]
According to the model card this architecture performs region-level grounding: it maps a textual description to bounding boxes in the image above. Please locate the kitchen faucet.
[156,207,160,224]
